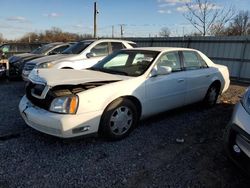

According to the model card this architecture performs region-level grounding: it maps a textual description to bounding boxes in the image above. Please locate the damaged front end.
[25,80,119,113]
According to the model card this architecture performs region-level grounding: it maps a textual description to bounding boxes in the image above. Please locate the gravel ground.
[0,80,250,188]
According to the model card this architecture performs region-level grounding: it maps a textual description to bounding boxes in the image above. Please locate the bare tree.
[184,0,235,36]
[226,10,250,36]
[159,27,171,37]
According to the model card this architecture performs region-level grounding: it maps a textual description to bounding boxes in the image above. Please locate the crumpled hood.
[29,54,72,64]
[28,69,130,86]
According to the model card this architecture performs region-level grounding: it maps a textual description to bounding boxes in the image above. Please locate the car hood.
[14,53,32,58]
[29,54,77,64]
[28,69,131,86]
[9,53,31,62]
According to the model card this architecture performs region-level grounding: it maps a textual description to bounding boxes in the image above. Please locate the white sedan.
[19,47,230,140]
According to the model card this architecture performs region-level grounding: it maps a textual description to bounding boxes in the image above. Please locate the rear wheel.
[203,84,220,107]
[100,98,138,140]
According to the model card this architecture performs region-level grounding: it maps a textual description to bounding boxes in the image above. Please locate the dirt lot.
[0,80,250,188]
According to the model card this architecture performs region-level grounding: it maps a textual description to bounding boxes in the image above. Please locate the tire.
[99,98,139,140]
[203,84,220,107]
[61,67,73,69]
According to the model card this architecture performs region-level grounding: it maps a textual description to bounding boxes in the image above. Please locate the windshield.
[31,43,59,54]
[62,41,93,54]
[89,50,160,77]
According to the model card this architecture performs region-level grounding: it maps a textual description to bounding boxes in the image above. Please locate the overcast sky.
[0,0,249,39]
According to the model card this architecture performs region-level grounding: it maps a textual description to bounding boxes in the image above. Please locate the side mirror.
[86,52,95,58]
[150,66,172,77]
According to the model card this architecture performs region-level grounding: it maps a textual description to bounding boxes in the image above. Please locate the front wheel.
[203,84,220,107]
[99,98,138,140]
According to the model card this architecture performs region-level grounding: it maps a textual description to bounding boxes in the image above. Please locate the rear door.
[181,51,213,104]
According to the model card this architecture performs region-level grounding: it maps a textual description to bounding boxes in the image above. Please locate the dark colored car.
[8,42,72,78]
[0,42,45,78]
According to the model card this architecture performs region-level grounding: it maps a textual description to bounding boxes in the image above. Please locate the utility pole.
[112,25,114,38]
[93,2,98,38]
[120,24,125,38]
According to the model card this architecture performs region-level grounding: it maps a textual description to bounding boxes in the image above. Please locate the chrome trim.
[31,85,50,99]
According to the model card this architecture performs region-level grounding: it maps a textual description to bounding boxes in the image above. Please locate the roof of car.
[125,47,197,52]
[79,38,136,44]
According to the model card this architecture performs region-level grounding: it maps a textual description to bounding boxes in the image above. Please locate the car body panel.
[28,69,130,86]
[225,100,250,175]
[144,71,186,116]
[230,102,250,137]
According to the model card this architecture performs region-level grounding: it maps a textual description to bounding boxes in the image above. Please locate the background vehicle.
[19,47,230,140]
[8,42,72,79]
[22,39,136,80]
[0,43,44,78]
[224,87,250,175]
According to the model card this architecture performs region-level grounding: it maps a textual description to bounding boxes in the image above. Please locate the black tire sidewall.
[100,98,138,140]
[204,85,219,107]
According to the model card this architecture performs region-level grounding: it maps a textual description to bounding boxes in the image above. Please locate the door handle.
[177,79,184,83]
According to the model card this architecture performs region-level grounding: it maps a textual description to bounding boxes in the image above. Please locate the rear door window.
[111,42,124,53]
[90,42,109,57]
[182,51,208,70]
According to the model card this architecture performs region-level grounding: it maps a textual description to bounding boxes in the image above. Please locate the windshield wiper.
[87,67,102,72]
[87,67,128,76]
[102,69,128,76]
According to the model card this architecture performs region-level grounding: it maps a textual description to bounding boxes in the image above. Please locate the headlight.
[241,87,250,115]
[50,95,79,114]
[37,62,53,69]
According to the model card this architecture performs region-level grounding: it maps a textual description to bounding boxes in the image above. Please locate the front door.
[144,51,186,116]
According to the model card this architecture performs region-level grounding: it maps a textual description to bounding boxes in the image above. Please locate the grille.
[26,82,55,111]
[9,62,24,76]
[24,63,36,71]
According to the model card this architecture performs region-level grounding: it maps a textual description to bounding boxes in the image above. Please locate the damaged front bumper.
[19,95,102,138]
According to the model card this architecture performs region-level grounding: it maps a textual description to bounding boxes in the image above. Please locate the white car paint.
[19,47,230,138]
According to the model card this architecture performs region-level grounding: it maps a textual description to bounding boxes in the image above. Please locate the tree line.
[0,27,92,44]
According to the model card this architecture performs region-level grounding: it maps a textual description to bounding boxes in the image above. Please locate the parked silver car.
[224,87,250,175]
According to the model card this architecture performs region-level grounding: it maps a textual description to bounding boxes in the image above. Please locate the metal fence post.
[238,38,248,81]
[186,37,191,48]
